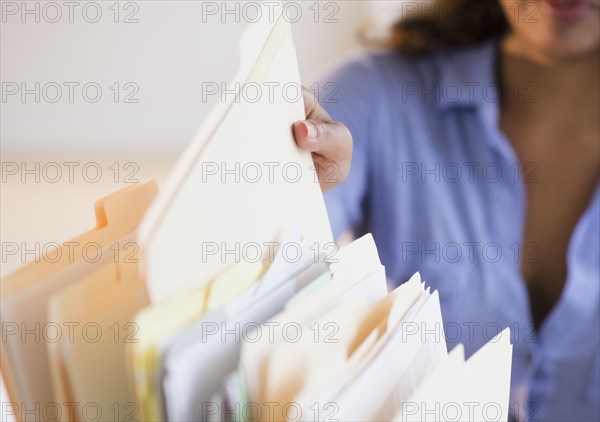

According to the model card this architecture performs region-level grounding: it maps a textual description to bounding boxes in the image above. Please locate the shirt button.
[524,349,533,366]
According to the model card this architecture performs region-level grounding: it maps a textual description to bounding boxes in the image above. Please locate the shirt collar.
[436,39,517,160]
[435,39,500,115]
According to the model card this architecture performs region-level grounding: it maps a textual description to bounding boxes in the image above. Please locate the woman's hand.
[293,87,352,192]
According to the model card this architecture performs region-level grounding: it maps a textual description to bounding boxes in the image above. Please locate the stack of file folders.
[0,2,513,421]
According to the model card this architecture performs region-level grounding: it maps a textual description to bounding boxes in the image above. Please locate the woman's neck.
[499,33,600,122]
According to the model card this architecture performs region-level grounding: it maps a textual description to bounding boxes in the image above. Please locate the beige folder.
[0,181,157,422]
[46,236,148,422]
[138,0,332,305]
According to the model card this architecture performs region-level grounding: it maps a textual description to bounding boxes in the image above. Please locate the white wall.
[0,1,415,156]
[1,1,375,156]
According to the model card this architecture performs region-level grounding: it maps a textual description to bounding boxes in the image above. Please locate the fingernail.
[304,121,318,139]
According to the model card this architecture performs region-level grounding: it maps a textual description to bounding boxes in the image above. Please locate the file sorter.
[0,2,513,422]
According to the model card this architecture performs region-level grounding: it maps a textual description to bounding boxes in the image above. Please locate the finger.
[293,121,318,151]
[293,119,352,161]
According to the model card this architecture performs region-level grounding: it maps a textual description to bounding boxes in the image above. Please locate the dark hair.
[389,0,509,54]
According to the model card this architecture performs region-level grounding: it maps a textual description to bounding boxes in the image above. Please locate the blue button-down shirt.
[321,40,600,422]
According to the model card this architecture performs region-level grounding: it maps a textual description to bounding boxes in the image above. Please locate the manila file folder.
[0,181,157,420]
[138,1,333,305]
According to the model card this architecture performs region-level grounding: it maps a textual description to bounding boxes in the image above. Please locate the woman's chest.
[500,118,600,325]
[369,109,599,329]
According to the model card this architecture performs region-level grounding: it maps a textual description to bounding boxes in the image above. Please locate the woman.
[292,0,600,420]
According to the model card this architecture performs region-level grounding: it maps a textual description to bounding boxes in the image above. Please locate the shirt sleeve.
[317,56,381,241]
